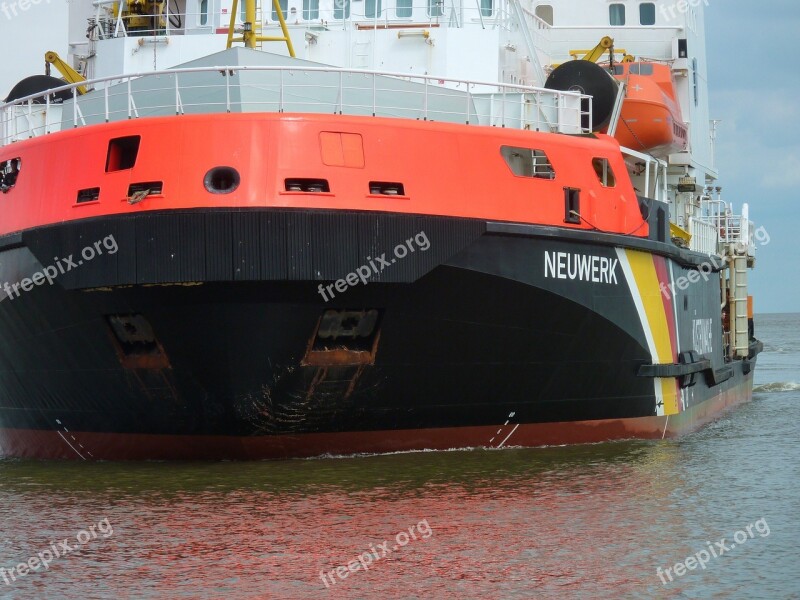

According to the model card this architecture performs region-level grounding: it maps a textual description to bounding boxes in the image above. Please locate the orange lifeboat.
[611,62,688,156]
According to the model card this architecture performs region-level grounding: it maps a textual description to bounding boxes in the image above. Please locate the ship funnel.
[544,61,618,132]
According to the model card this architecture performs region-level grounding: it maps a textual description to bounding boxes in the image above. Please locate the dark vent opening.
[0,157,21,193]
[285,178,330,193]
[369,181,405,196]
[656,206,667,243]
[127,181,163,196]
[76,187,100,203]
[564,188,581,224]
[678,38,688,58]
[204,166,240,194]
[106,136,141,172]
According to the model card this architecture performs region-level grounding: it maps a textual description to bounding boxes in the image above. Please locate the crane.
[44,51,88,96]
[568,36,635,65]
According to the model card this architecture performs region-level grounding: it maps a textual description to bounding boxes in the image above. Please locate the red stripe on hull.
[0,376,752,461]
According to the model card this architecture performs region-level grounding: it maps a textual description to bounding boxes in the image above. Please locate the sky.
[705,0,800,313]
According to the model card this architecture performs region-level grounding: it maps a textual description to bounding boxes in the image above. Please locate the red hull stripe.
[0,377,751,460]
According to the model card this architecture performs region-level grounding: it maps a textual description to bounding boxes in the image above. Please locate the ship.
[0,0,762,459]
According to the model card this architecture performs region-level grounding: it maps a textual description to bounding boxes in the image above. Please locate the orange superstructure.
[0,113,647,238]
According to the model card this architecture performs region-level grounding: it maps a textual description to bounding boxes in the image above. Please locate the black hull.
[0,209,759,459]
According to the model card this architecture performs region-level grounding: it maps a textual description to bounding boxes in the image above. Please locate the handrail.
[1,65,583,112]
[1,64,591,146]
[692,195,756,256]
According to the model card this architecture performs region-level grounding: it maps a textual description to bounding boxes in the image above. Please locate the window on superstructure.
[480,0,492,17]
[366,0,382,18]
[692,57,699,106]
[239,0,246,21]
[592,158,616,187]
[199,0,208,25]
[609,3,625,26]
[271,0,288,21]
[303,0,319,19]
[427,0,443,17]
[396,0,412,17]
[535,4,553,25]
[640,3,656,25]
[500,146,556,180]
[334,0,350,19]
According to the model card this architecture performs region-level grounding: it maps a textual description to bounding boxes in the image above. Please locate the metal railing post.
[72,89,78,129]
[175,73,180,115]
[279,69,284,113]
[465,83,471,124]
[226,70,231,113]
[423,76,428,120]
[501,84,506,127]
[338,71,344,114]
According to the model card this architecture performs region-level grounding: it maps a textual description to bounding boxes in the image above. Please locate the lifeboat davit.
[612,61,688,156]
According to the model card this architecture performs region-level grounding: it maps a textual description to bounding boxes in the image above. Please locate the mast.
[226,0,295,56]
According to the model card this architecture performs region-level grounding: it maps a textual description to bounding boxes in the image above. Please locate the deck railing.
[0,65,591,146]
[692,196,756,257]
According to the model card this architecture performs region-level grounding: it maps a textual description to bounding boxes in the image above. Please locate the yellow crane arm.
[567,36,633,63]
[582,36,614,63]
[44,51,88,95]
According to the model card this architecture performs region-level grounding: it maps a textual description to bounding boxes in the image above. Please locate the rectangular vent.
[564,188,581,224]
[285,178,330,193]
[76,187,100,203]
[656,205,667,243]
[369,181,405,196]
[127,181,163,196]
[106,135,141,172]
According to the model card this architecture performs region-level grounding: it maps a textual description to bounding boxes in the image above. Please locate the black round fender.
[545,61,619,132]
